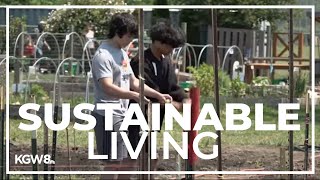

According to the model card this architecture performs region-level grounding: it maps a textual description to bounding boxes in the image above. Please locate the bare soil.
[9,143,320,179]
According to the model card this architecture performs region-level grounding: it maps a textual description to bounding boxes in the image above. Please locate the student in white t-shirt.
[91,13,172,180]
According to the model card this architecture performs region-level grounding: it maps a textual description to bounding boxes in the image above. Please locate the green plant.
[294,73,308,98]
[187,64,231,97]
[9,16,27,56]
[252,76,270,86]
[45,0,126,38]
[218,70,231,95]
[230,77,247,98]
[252,76,270,97]
[29,84,49,104]
[10,93,24,105]
[188,64,214,97]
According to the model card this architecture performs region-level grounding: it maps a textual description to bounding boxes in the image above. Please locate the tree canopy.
[3,0,299,41]
[44,0,127,38]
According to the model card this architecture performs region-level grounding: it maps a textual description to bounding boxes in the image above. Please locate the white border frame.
[6,5,315,175]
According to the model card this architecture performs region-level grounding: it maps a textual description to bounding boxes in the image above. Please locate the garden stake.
[71,75,76,151]
[0,60,5,180]
[0,70,5,179]
[31,95,38,180]
[211,8,223,178]
[66,127,71,180]
[24,57,55,180]
[147,101,152,180]
[304,91,310,180]
[50,57,77,180]
[50,99,59,180]
[280,147,286,179]
[288,9,294,180]
[0,87,4,180]
[51,75,61,180]
[137,8,147,180]
[43,115,49,180]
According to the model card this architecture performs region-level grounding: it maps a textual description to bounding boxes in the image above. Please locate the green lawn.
[9,105,320,149]
[159,105,320,148]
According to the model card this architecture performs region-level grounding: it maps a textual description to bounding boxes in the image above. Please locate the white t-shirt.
[92,41,133,118]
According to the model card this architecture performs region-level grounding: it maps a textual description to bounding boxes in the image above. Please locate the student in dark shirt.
[129,22,191,173]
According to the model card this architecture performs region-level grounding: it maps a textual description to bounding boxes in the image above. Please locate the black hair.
[150,22,185,48]
[107,13,138,39]
[38,23,45,33]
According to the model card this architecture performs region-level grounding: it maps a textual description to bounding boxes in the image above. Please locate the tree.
[45,0,127,38]
[0,0,67,5]
[8,16,27,56]
[163,0,297,46]
[175,0,296,30]
[152,0,170,24]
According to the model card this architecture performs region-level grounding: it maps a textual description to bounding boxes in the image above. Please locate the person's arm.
[130,74,171,104]
[99,77,141,102]
[128,52,171,103]
[44,40,51,51]
[171,98,191,111]
[166,62,190,111]
[92,52,141,102]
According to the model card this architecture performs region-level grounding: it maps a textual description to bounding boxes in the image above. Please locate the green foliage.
[0,26,4,54]
[9,16,27,56]
[29,84,49,104]
[152,0,170,24]
[125,0,153,5]
[0,0,67,5]
[187,63,231,97]
[172,0,296,46]
[218,69,231,95]
[188,64,214,97]
[9,16,26,38]
[251,76,271,97]
[10,94,24,105]
[252,76,270,86]
[176,0,296,29]
[10,84,49,105]
[294,73,308,98]
[230,77,247,98]
[45,0,127,37]
[30,84,49,104]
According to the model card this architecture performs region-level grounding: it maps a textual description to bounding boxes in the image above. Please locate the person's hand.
[183,98,191,104]
[157,94,172,104]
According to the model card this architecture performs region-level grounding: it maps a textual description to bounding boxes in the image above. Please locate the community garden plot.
[5,5,318,180]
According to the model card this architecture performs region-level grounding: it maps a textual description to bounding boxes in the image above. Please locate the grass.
[158,105,320,148]
[9,120,92,149]
[9,104,320,149]
[6,48,318,179]
[7,103,320,179]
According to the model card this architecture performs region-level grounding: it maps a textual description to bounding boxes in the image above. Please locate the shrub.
[187,63,231,97]
[294,73,308,98]
[45,0,127,38]
[251,76,270,97]
[252,76,270,86]
[29,84,50,105]
[230,77,247,98]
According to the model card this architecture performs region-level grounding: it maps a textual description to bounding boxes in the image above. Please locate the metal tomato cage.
[50,57,91,179]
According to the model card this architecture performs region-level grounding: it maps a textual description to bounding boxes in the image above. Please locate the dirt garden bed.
[8,143,319,179]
